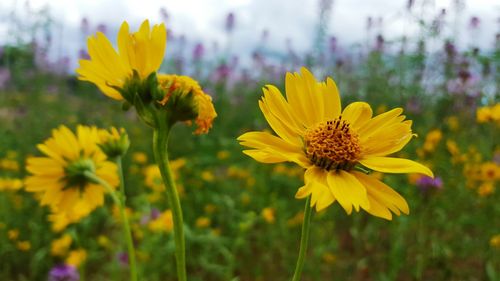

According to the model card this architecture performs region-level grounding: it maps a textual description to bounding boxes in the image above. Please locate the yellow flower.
[16,241,31,251]
[238,68,433,220]
[261,207,276,224]
[97,127,130,158]
[477,182,495,197]
[132,152,148,164]
[48,211,87,232]
[157,74,217,134]
[148,210,173,233]
[423,129,442,153]
[51,234,72,257]
[77,20,166,100]
[217,150,230,160]
[480,162,500,181]
[195,217,211,228]
[476,106,491,123]
[24,125,119,220]
[66,249,87,268]
[446,116,459,131]
[204,204,217,214]
[201,170,215,182]
[490,234,500,249]
[8,229,19,240]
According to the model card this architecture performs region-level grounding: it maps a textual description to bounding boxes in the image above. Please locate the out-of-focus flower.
[480,162,500,181]
[65,249,87,268]
[287,211,305,228]
[0,178,23,191]
[51,234,72,257]
[415,175,443,192]
[225,12,235,32]
[117,252,129,267]
[132,152,148,164]
[201,170,215,182]
[423,129,443,153]
[477,182,494,197]
[148,210,173,233]
[16,241,31,251]
[24,125,119,221]
[49,264,80,281]
[195,217,211,228]
[490,234,500,249]
[261,207,276,224]
[97,127,130,158]
[217,150,230,160]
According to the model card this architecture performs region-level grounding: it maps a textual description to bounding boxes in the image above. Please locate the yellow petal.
[353,171,409,220]
[320,77,341,120]
[342,102,373,130]
[238,131,310,168]
[326,170,369,214]
[359,157,434,177]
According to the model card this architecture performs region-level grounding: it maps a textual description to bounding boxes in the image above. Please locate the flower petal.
[360,157,434,177]
[353,171,409,220]
[326,170,370,214]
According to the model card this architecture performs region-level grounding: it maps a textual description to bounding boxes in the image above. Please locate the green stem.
[152,126,187,281]
[291,196,313,281]
[84,170,138,281]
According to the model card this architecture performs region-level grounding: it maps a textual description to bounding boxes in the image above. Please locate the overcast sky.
[0,0,498,68]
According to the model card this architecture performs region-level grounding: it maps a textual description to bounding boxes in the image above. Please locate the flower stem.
[291,196,312,281]
[84,170,138,281]
[115,156,138,281]
[152,126,187,281]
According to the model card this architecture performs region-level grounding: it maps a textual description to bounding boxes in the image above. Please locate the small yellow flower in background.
[97,127,130,158]
[16,241,31,251]
[287,211,305,227]
[446,140,460,156]
[51,234,72,257]
[77,20,166,100]
[477,182,495,197]
[148,210,173,233]
[261,207,276,224]
[157,74,218,134]
[445,116,459,131]
[0,158,19,172]
[97,235,112,249]
[322,252,336,264]
[195,217,211,228]
[217,150,230,160]
[490,234,500,249]
[132,152,148,164]
[423,129,443,153]
[8,229,19,240]
[480,162,500,181]
[66,249,87,268]
[238,67,433,220]
[201,170,215,182]
[144,158,186,192]
[204,204,217,214]
[477,103,500,124]
[24,125,119,221]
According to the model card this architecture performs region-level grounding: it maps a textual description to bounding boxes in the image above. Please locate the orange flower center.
[304,116,362,171]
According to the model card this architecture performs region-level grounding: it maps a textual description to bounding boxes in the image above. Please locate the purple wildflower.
[48,264,79,281]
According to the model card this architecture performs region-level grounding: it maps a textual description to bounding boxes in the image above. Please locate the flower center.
[304,116,362,171]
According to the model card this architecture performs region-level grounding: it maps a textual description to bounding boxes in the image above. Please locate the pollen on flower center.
[304,116,362,171]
